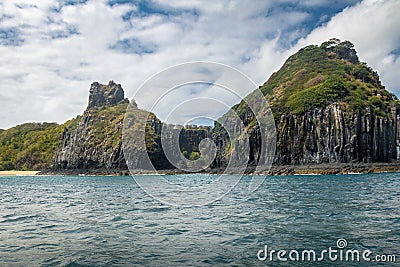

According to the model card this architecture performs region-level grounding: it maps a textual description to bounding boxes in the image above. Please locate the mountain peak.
[87,80,128,109]
[320,38,359,64]
[260,38,398,116]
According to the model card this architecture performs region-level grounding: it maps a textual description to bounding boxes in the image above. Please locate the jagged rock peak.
[87,80,128,109]
[320,38,359,64]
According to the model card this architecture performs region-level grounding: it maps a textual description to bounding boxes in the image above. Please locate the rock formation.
[213,39,400,169]
[48,39,400,174]
[274,104,398,164]
[87,80,127,109]
[50,81,214,174]
[52,81,129,174]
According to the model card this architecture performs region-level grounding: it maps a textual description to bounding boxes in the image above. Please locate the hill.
[260,38,398,116]
[0,121,77,170]
[229,38,400,165]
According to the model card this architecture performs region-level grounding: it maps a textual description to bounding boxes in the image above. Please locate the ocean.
[0,173,399,266]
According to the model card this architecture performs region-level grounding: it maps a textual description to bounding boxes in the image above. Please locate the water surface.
[0,173,399,266]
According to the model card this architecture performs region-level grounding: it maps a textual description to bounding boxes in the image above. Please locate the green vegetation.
[84,102,128,149]
[0,119,78,171]
[285,75,347,114]
[250,38,399,117]
[0,102,130,171]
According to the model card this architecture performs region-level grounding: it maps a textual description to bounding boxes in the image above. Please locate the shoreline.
[267,162,400,175]
[0,170,41,176]
[38,162,400,176]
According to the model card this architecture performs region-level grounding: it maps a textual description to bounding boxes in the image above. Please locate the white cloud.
[0,0,398,128]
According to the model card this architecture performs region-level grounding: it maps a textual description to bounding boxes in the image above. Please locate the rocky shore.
[268,161,400,175]
[39,161,400,176]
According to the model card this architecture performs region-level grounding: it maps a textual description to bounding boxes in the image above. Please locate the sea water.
[0,173,399,266]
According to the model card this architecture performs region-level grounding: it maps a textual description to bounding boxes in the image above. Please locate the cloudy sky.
[0,0,399,128]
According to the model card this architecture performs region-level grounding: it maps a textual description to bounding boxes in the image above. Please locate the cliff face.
[51,81,214,173]
[211,103,400,169]
[146,124,214,170]
[53,107,127,172]
[52,81,129,173]
[274,104,398,164]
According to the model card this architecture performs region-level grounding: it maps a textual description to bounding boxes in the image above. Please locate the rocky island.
[1,39,399,175]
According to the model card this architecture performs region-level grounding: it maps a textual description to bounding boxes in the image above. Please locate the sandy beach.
[0,170,40,176]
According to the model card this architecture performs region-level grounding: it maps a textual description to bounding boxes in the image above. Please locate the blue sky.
[0,0,399,128]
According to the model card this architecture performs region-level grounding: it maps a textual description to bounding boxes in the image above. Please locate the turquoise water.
[0,173,399,266]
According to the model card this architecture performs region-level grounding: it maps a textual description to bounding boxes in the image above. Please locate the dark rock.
[273,103,398,164]
[87,80,128,109]
[52,107,128,172]
[213,102,399,168]
[51,81,130,172]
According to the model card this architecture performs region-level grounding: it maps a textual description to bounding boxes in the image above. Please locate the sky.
[0,0,399,128]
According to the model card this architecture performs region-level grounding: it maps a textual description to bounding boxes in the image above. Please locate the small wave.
[165,229,189,235]
[143,206,171,213]
[0,214,38,223]
[63,261,93,267]
[110,216,124,222]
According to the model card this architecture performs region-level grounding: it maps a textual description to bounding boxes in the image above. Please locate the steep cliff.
[51,81,130,173]
[50,81,213,173]
[274,104,398,164]
[225,39,400,166]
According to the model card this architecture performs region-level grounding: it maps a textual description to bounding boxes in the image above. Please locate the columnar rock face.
[216,39,400,168]
[179,127,212,155]
[211,104,399,169]
[274,103,398,164]
[87,80,126,109]
[147,125,214,170]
